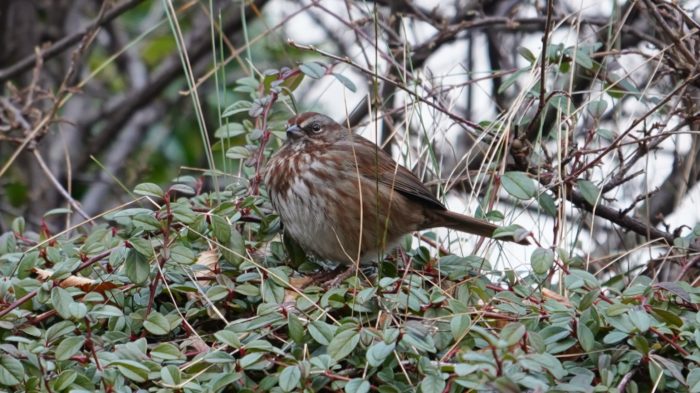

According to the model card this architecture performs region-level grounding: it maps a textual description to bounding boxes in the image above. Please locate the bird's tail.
[426,209,529,245]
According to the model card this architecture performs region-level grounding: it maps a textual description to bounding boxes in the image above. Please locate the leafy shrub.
[1,99,700,391]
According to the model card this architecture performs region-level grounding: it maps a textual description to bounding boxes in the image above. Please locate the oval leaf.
[327,329,360,361]
[502,172,536,200]
[531,248,554,275]
[55,336,85,361]
[577,179,601,206]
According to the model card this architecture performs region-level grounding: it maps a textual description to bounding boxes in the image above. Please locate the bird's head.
[285,112,346,145]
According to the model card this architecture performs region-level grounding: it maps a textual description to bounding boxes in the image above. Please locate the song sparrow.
[264,112,528,266]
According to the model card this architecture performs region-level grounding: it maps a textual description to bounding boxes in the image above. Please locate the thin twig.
[32,150,91,221]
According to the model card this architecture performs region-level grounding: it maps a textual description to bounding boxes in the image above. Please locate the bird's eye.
[310,122,322,132]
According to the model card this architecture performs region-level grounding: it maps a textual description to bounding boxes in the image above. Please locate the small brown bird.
[264,112,527,266]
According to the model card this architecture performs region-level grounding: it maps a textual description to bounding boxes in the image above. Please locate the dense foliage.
[1,67,700,391]
[1,178,700,392]
[1,0,700,392]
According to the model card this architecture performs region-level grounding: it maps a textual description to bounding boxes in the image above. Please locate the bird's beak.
[286,124,303,139]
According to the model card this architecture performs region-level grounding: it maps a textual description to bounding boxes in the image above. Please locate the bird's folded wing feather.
[348,136,447,210]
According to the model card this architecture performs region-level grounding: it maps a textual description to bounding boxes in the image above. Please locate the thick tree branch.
[0,0,145,83]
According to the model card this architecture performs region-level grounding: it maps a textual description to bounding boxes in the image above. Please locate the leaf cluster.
[1,180,700,392]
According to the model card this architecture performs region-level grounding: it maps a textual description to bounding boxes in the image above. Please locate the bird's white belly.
[272,177,359,263]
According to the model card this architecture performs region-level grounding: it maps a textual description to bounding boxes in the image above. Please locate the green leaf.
[171,202,196,224]
[450,314,471,341]
[132,212,161,231]
[651,354,685,385]
[11,217,25,234]
[493,225,530,244]
[537,193,557,216]
[345,378,370,393]
[222,100,252,118]
[280,72,305,94]
[262,279,284,304]
[438,255,490,279]
[221,229,245,265]
[631,335,650,355]
[576,323,595,352]
[53,370,77,391]
[246,339,276,352]
[629,309,651,333]
[44,207,73,217]
[501,323,527,346]
[226,146,250,160]
[567,269,600,289]
[333,73,357,92]
[170,245,195,265]
[68,302,87,320]
[603,330,627,344]
[401,330,436,353]
[268,266,290,286]
[278,365,301,392]
[161,365,181,386]
[214,123,246,138]
[169,181,193,195]
[0,355,24,386]
[151,343,183,360]
[125,248,150,284]
[531,248,554,275]
[649,361,663,389]
[530,353,566,379]
[55,336,85,361]
[687,367,700,393]
[577,180,601,206]
[651,307,684,328]
[573,48,594,69]
[578,289,599,311]
[309,320,336,345]
[288,313,304,344]
[610,73,640,96]
[234,283,259,297]
[144,312,171,335]
[327,329,360,361]
[51,287,75,320]
[366,341,395,367]
[299,62,325,79]
[90,304,124,318]
[17,251,38,279]
[134,182,164,198]
[239,352,264,368]
[205,285,228,302]
[205,351,235,364]
[110,360,150,383]
[517,46,536,63]
[655,281,692,303]
[498,68,528,94]
[420,374,445,393]
[45,321,76,343]
[215,330,241,348]
[484,210,504,221]
[210,214,231,242]
[501,172,536,200]
[129,237,154,257]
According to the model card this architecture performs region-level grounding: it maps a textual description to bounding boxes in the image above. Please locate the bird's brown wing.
[349,136,446,210]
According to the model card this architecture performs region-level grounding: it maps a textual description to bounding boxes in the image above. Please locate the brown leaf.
[32,267,118,293]
[541,288,572,306]
[194,249,220,279]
